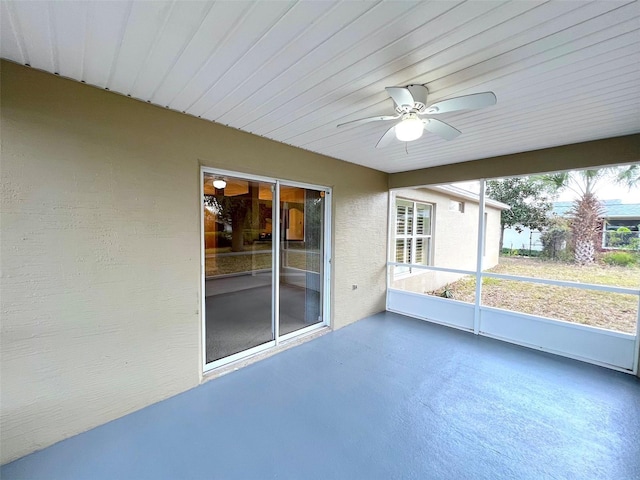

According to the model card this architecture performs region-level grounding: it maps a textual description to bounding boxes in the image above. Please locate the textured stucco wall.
[389,134,640,189]
[390,188,502,294]
[0,61,388,464]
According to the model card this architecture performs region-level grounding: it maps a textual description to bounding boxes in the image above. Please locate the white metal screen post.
[634,295,640,375]
[473,180,487,335]
[386,191,395,294]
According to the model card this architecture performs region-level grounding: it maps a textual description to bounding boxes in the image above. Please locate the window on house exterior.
[449,200,465,213]
[395,199,433,274]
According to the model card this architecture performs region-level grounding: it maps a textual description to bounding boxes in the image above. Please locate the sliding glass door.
[279,185,325,336]
[203,174,275,363]
[202,169,330,369]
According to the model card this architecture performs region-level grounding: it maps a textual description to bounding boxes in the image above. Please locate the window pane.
[415,204,432,235]
[488,167,639,287]
[396,202,413,235]
[390,268,476,304]
[480,279,638,334]
[415,237,430,265]
[395,239,406,263]
[396,206,407,235]
[203,174,274,363]
[279,186,324,336]
[484,256,640,290]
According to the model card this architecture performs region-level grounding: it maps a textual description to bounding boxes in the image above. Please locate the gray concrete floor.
[206,283,318,362]
[3,312,640,479]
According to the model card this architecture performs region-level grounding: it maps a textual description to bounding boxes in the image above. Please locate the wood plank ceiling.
[1,0,639,173]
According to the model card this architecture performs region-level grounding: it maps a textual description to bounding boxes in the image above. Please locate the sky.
[452,172,640,204]
[556,179,639,203]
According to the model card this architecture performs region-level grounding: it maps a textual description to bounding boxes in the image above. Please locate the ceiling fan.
[337,85,496,148]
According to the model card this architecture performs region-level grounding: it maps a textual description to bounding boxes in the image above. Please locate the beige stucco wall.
[389,134,640,189]
[390,187,502,295]
[0,61,388,464]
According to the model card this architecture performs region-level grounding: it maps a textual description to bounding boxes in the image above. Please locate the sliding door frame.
[200,167,331,373]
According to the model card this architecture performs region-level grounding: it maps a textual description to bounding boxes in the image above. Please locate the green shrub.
[500,247,541,257]
[541,217,571,260]
[602,251,637,267]
[607,226,639,249]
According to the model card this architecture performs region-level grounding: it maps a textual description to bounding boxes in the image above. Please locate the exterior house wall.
[0,61,388,464]
[390,188,502,295]
[503,225,543,252]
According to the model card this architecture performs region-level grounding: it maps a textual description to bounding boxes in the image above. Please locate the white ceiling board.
[82,1,134,88]
[8,1,54,72]
[0,1,24,64]
[220,0,442,128]
[259,2,637,144]
[242,0,511,135]
[127,1,213,100]
[149,1,251,107]
[1,0,638,174]
[189,1,339,119]
[168,1,297,114]
[50,1,88,80]
[107,1,174,95]
[203,1,373,122]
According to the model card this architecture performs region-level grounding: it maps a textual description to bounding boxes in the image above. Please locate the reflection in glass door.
[203,173,274,363]
[202,169,330,369]
[279,186,325,336]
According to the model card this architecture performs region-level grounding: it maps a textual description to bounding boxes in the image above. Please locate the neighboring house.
[503,200,640,252]
[502,225,543,252]
[554,200,640,250]
[391,185,509,294]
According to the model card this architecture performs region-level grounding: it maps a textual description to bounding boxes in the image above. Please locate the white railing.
[386,261,640,373]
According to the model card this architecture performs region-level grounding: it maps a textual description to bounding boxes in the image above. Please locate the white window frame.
[394,198,433,276]
[449,200,465,213]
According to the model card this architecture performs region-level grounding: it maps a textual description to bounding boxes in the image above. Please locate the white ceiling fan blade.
[423,118,461,141]
[337,114,399,128]
[385,87,415,109]
[376,125,397,148]
[424,92,497,114]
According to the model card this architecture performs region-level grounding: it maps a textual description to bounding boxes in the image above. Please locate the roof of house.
[553,200,640,219]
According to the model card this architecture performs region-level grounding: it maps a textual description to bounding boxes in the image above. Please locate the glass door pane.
[279,185,325,336]
[203,173,274,363]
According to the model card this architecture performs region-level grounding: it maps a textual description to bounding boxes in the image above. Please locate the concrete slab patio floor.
[3,312,640,479]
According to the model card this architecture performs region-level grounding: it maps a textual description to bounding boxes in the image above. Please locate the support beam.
[389,134,640,189]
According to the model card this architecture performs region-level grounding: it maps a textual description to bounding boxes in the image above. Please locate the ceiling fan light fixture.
[395,115,424,142]
[212,178,227,189]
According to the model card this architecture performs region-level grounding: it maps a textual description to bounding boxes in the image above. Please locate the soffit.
[1,0,639,173]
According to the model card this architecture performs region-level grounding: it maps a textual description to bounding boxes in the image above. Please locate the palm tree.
[543,165,639,265]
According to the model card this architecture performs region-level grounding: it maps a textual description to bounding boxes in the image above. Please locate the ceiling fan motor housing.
[395,84,428,113]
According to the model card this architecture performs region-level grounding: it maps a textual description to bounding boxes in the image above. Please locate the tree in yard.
[204,192,251,252]
[540,216,571,260]
[568,192,604,265]
[486,177,554,251]
[541,165,639,265]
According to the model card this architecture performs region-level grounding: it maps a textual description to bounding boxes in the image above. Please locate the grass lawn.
[434,257,640,334]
